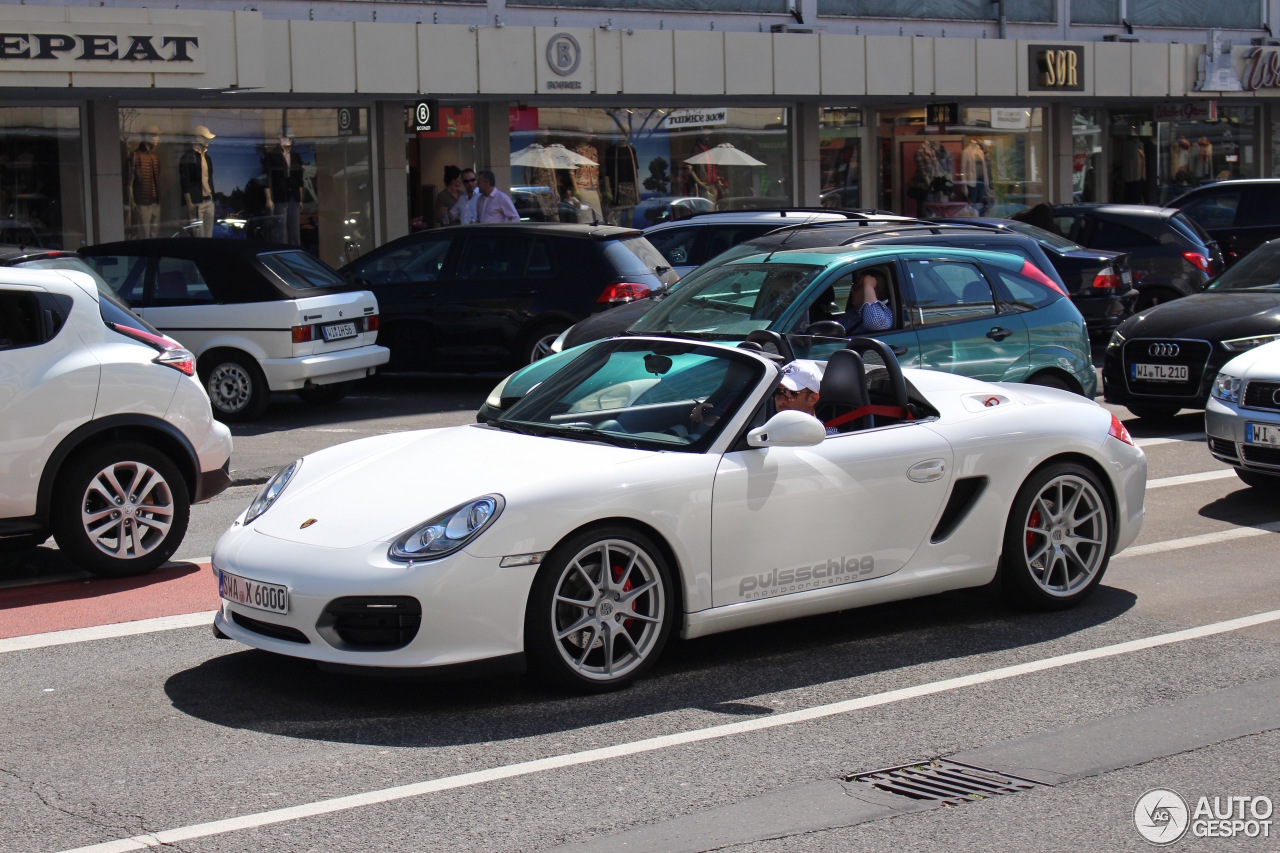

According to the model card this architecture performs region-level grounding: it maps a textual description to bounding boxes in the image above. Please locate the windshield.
[630,262,821,337]
[258,250,346,289]
[1205,244,1280,292]
[1000,220,1084,253]
[498,338,765,452]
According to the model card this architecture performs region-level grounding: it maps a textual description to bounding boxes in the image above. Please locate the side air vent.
[930,476,988,543]
[846,759,1045,805]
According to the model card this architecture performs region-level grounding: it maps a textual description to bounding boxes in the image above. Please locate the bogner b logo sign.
[1029,45,1084,91]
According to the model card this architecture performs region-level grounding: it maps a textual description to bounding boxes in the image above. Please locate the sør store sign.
[0,23,203,72]
[1029,45,1084,91]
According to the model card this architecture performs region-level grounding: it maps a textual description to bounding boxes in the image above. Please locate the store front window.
[1073,109,1103,202]
[819,108,861,208]
[507,106,792,229]
[0,107,86,249]
[407,106,480,231]
[118,107,372,268]
[1109,105,1257,206]
[879,107,1044,217]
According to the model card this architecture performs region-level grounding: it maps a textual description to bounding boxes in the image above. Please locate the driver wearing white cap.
[773,359,837,436]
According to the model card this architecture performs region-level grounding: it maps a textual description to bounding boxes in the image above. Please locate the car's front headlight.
[389,495,504,563]
[245,459,302,524]
[1221,333,1280,352]
[1107,329,1125,350]
[1211,372,1243,403]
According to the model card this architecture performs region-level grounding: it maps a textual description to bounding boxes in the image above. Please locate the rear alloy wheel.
[200,352,270,422]
[1234,468,1280,489]
[51,442,190,578]
[523,322,570,365]
[1001,463,1112,610]
[525,527,674,692]
[1027,372,1075,393]
[297,381,352,405]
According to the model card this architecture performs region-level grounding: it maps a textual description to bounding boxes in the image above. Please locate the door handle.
[907,458,946,483]
[987,327,1013,341]
[890,345,908,356]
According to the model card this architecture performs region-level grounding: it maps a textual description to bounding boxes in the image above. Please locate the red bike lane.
[0,561,219,639]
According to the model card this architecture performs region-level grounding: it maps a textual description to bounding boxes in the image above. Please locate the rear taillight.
[366,314,379,332]
[292,324,313,344]
[1109,413,1134,446]
[1019,260,1067,297]
[596,282,651,304]
[107,322,196,376]
[1092,268,1123,291]
[1182,251,1211,274]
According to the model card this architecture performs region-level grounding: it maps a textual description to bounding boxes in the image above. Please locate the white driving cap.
[779,359,823,394]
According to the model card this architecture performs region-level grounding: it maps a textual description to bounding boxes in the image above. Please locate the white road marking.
[1135,432,1203,448]
[0,611,217,655]
[1146,469,1236,489]
[56,607,1280,853]
[1114,521,1280,559]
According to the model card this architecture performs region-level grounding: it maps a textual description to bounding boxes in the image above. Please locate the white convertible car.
[212,335,1146,691]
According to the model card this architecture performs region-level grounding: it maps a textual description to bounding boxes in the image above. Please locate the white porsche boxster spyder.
[212,335,1146,691]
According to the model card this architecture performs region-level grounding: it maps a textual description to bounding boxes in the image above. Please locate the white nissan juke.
[0,265,232,577]
[212,334,1146,691]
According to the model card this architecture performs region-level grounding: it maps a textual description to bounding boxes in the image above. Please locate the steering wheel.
[843,337,908,411]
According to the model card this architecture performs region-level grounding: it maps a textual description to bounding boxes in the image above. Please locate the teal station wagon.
[478,245,1095,418]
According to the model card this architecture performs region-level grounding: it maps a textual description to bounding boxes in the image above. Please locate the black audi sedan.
[1103,238,1280,420]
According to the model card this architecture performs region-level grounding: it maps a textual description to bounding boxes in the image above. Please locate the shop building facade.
[1,2,1279,262]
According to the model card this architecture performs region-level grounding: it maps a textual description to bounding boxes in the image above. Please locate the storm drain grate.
[845,759,1046,806]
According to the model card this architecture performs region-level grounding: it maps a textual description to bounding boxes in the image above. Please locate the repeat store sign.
[0,23,203,72]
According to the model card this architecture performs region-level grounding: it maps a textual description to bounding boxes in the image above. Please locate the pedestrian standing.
[437,165,462,227]
[474,170,521,223]
[450,168,480,224]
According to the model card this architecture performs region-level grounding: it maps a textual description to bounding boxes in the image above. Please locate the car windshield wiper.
[483,418,538,436]
[536,424,646,449]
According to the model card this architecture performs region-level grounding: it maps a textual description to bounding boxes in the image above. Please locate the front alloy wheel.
[526,528,673,691]
[1001,463,1112,609]
[51,442,191,577]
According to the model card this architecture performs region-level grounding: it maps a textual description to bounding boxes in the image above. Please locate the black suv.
[1168,179,1280,267]
[339,223,678,369]
[553,220,1105,351]
[1036,204,1222,311]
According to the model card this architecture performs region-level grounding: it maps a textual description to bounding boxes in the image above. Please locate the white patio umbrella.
[510,143,597,170]
[684,143,766,167]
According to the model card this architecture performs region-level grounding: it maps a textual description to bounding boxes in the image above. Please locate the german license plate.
[1131,363,1188,382]
[218,570,288,614]
[1121,270,1132,285]
[1246,422,1280,445]
[322,321,358,342]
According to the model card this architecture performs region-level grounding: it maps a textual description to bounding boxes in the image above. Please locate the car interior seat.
[814,349,871,433]
[961,279,990,306]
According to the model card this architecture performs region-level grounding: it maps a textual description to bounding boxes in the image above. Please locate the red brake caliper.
[1026,508,1042,553]
[611,562,635,628]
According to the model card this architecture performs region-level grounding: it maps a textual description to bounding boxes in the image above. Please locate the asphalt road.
[3,374,1280,853]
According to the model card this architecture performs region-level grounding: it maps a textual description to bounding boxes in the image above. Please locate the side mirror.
[747,409,827,447]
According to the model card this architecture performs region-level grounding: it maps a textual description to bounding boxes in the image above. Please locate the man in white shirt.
[450,168,479,225]
[474,170,521,223]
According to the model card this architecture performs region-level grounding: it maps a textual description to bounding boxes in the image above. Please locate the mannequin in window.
[178,125,216,238]
[128,125,162,239]
[961,138,990,211]
[265,131,304,245]
[1171,134,1192,184]
[1193,136,1214,181]
[1121,130,1146,204]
